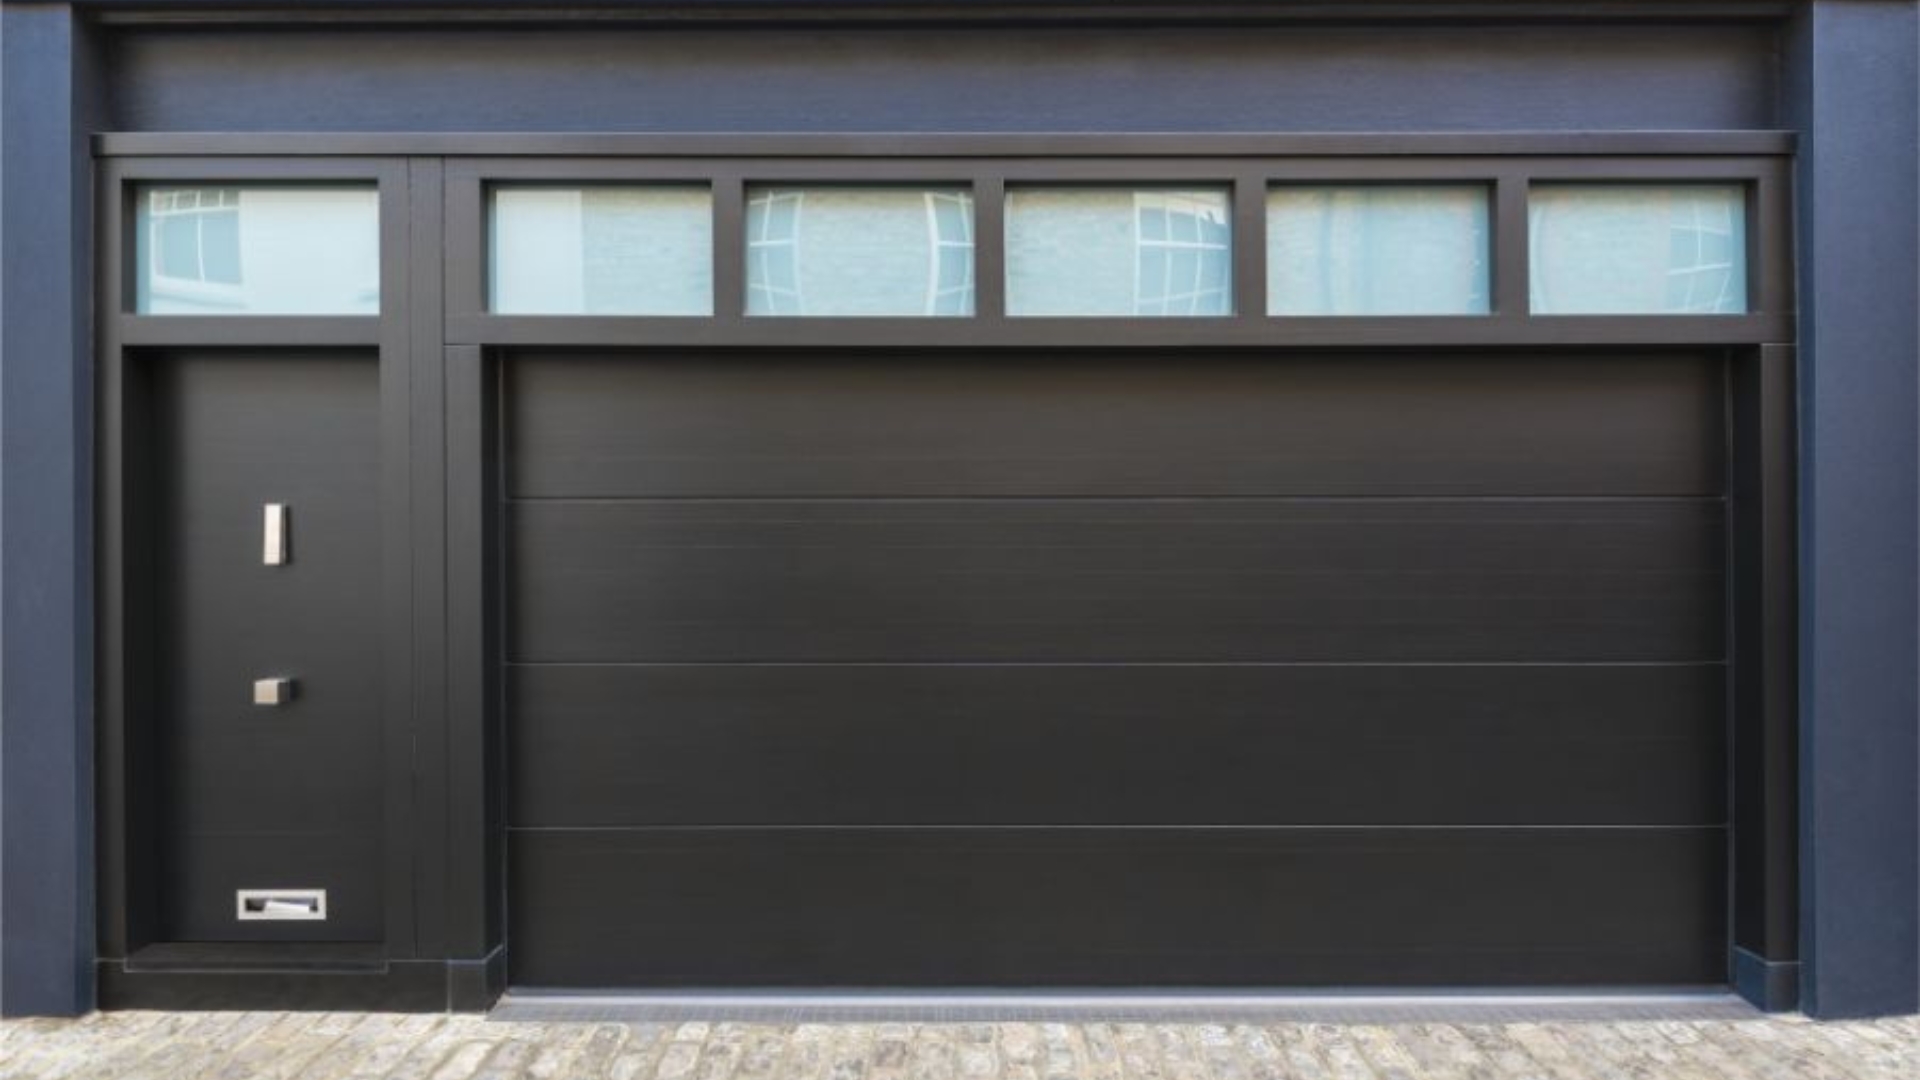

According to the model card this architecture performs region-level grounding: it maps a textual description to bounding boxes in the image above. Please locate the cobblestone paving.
[2,1012,1919,1079]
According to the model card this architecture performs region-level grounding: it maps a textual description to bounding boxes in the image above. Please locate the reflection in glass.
[490,186,713,315]
[1530,184,1747,314]
[1267,186,1489,315]
[135,186,381,315]
[1006,188,1233,316]
[746,187,974,316]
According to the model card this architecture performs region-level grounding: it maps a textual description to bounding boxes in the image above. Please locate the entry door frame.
[92,156,434,980]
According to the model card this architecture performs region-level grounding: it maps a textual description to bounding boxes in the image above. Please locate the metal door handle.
[263,503,289,565]
[253,677,295,706]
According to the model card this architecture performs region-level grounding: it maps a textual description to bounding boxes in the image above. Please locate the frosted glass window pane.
[745,187,974,316]
[1266,186,1489,315]
[1530,184,1747,314]
[1006,188,1232,316]
[490,186,712,315]
[135,186,379,314]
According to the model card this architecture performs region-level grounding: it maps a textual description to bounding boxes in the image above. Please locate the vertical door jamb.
[1729,342,1802,1010]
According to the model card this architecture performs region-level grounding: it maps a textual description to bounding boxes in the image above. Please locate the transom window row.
[132,181,1751,318]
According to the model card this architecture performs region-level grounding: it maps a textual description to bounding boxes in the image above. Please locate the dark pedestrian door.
[149,350,385,942]
[505,349,1730,988]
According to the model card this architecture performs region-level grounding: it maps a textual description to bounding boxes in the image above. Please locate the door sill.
[491,987,1757,1023]
[125,941,386,974]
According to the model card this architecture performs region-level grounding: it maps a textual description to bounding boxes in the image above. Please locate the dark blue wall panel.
[1789,0,1920,1019]
[0,1,99,1017]
[105,23,1777,133]
[2,0,1918,1017]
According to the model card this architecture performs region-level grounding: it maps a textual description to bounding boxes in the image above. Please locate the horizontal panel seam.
[495,657,1728,664]
[503,824,1731,832]
[504,495,1733,504]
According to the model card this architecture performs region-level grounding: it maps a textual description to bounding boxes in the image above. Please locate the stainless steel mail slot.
[235,889,327,921]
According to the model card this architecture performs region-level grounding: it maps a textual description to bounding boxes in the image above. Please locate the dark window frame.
[433,147,1792,348]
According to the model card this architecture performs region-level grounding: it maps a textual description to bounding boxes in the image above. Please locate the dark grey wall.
[106,23,1778,132]
[0,0,100,1017]
[1786,0,1920,1019]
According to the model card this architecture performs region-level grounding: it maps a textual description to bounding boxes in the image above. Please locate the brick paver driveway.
[3,1012,1919,1079]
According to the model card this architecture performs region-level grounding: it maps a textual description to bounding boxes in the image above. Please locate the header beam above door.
[92,130,1798,159]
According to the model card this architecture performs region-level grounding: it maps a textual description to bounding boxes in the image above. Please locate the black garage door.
[504,350,1728,988]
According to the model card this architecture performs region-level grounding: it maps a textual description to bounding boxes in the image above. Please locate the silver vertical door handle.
[263,503,288,565]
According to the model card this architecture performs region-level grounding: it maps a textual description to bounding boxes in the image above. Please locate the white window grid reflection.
[146,188,245,308]
[1666,193,1743,314]
[925,192,975,316]
[747,189,805,315]
[747,188,975,316]
[1132,191,1232,316]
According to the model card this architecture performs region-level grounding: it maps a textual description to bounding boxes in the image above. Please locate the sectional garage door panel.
[504,349,1729,988]
[507,828,1727,988]
[509,663,1726,828]
[510,498,1723,664]
[507,351,1725,498]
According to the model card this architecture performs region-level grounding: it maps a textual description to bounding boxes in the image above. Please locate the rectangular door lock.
[252,677,296,706]
[262,503,289,565]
